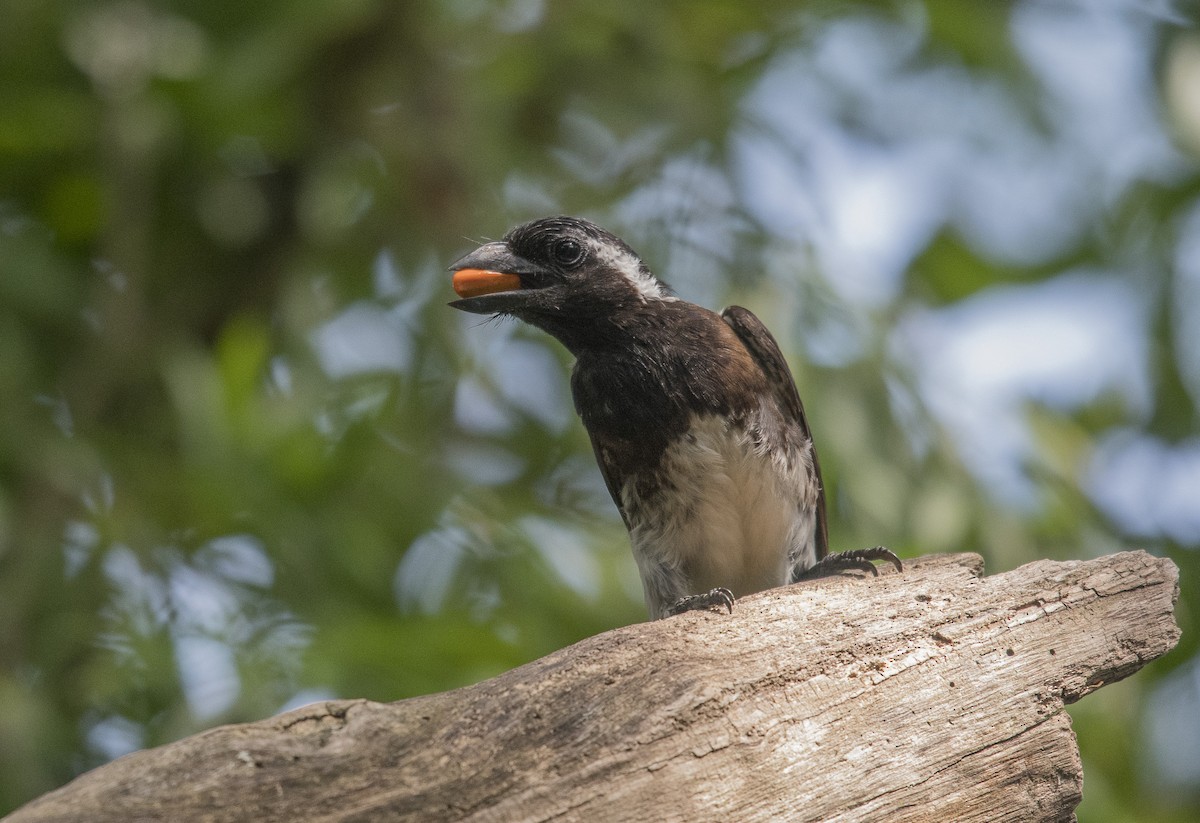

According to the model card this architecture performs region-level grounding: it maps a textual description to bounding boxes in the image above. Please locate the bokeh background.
[2,0,1199,819]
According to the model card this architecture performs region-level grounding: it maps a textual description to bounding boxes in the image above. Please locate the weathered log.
[5,551,1180,823]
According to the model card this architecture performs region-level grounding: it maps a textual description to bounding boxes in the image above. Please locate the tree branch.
[7,551,1180,823]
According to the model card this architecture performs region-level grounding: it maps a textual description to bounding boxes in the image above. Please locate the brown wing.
[720,305,829,560]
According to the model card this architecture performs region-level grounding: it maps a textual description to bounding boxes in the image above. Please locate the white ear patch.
[588,238,677,302]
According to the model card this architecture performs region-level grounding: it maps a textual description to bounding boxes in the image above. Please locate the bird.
[449,216,900,619]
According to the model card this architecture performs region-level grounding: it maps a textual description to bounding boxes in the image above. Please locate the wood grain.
[6,551,1179,823]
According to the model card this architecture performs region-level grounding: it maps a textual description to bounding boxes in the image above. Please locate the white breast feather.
[622,410,816,602]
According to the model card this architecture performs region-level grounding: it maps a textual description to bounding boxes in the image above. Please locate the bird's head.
[449,216,675,350]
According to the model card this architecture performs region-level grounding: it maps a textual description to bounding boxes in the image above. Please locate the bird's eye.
[551,238,585,268]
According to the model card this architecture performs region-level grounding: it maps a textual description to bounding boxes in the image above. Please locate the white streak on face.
[588,238,678,302]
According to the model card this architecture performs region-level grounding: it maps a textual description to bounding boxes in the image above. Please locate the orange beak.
[452,269,523,299]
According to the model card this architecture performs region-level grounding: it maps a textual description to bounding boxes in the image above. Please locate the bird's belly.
[623,414,807,598]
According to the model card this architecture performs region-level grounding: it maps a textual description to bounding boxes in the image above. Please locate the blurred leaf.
[0,2,1198,821]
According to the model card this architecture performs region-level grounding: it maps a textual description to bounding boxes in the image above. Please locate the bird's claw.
[797,546,903,580]
[665,587,735,617]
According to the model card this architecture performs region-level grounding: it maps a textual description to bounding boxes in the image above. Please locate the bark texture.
[6,551,1180,823]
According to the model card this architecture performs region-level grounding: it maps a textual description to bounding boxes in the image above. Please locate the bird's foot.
[797,547,903,580]
[665,587,735,617]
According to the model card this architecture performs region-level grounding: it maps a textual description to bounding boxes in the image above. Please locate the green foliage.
[0,1,1197,820]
